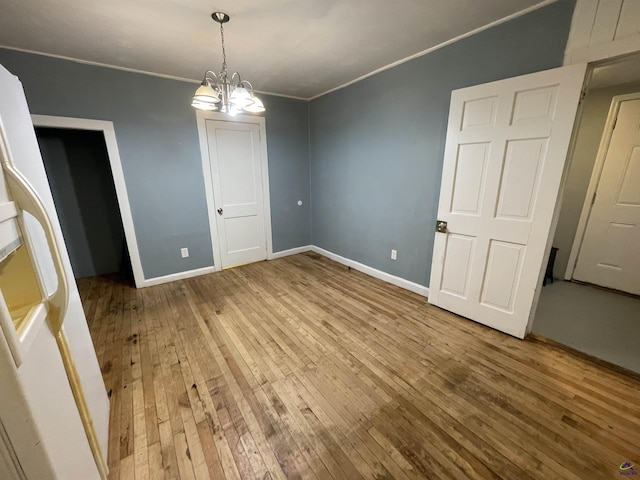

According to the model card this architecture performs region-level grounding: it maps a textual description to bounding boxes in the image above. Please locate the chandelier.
[191,12,265,114]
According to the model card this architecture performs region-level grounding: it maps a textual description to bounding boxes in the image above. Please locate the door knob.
[217,208,223,215]
[435,220,448,233]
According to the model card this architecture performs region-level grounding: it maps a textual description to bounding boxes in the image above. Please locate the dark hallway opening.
[35,127,132,280]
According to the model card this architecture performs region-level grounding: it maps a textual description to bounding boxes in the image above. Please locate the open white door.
[428,64,586,338]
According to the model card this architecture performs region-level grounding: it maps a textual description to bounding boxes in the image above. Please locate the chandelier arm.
[230,72,242,86]
[239,80,254,93]
[204,71,219,84]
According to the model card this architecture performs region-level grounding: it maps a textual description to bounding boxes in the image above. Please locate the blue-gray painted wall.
[1,0,575,285]
[308,0,576,287]
[260,96,311,253]
[0,49,310,279]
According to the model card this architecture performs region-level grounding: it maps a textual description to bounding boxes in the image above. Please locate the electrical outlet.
[181,247,189,258]
[391,249,397,260]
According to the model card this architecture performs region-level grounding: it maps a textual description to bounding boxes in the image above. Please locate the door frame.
[30,115,145,288]
[563,91,640,280]
[195,111,273,271]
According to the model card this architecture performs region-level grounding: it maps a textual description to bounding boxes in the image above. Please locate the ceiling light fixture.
[192,12,265,115]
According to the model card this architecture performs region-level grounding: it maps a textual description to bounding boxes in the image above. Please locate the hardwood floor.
[78,252,640,480]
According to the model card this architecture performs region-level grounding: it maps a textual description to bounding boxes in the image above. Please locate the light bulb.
[229,87,255,107]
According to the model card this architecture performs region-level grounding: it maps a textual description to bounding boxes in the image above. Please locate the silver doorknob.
[217,208,223,215]
[435,220,448,233]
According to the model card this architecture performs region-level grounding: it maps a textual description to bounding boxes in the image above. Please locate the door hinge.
[612,116,617,130]
[591,192,596,205]
[579,89,588,104]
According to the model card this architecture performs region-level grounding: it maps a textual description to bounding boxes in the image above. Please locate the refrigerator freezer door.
[0,63,108,478]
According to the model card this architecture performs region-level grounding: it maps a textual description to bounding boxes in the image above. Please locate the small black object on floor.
[543,247,558,286]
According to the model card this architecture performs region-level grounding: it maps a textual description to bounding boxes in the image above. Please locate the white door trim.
[30,114,145,288]
[564,91,640,280]
[563,0,640,66]
[196,111,272,271]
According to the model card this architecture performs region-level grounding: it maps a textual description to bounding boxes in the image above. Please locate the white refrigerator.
[0,64,110,479]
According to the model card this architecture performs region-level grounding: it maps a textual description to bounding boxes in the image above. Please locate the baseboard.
[310,246,429,297]
[139,245,312,288]
[269,245,313,260]
[141,266,217,288]
[138,245,430,297]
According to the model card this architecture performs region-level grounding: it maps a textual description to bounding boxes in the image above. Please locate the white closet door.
[574,98,640,295]
[206,120,267,268]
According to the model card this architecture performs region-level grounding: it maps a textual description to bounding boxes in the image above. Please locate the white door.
[573,97,640,295]
[428,64,586,338]
[206,120,267,268]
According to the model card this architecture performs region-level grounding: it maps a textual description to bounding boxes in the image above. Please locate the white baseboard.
[141,266,217,288]
[139,245,312,288]
[138,245,429,298]
[310,246,429,297]
[269,245,312,260]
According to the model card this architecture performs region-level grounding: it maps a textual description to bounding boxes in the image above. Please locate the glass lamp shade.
[193,83,220,104]
[243,95,265,113]
[191,99,218,111]
[229,87,255,107]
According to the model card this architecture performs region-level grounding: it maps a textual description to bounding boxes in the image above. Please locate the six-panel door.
[428,64,586,338]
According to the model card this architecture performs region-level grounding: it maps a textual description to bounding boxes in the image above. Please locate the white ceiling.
[0,0,548,99]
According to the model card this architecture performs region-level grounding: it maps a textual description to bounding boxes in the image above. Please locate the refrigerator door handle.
[1,163,69,333]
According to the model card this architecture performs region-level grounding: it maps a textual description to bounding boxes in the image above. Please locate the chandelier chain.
[219,22,228,79]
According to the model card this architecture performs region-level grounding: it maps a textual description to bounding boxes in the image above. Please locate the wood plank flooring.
[78,252,640,480]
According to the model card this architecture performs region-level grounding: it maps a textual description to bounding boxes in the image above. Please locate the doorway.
[31,115,144,287]
[533,52,640,374]
[569,93,640,295]
[35,127,131,281]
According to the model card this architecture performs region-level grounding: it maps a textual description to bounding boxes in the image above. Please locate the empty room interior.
[0,1,639,479]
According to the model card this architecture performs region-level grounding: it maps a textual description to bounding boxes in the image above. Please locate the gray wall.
[553,81,640,277]
[261,96,311,252]
[0,48,310,279]
[309,0,576,286]
[36,128,126,279]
